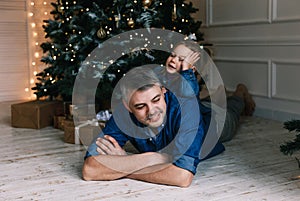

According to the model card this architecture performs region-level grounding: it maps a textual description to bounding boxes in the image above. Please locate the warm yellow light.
[33,32,38,37]
[34,52,39,58]
[25,88,29,92]
[31,23,36,28]
[33,71,38,75]
[30,79,35,84]
[35,42,39,46]
[43,2,47,5]
[32,62,36,66]
[29,12,34,17]
[30,2,34,6]
[44,12,48,15]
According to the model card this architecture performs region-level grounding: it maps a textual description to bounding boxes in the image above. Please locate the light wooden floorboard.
[0,101,299,200]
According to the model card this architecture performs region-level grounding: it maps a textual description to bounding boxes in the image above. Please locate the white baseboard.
[254,107,300,122]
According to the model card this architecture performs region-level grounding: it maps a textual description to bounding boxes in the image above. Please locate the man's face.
[165,44,194,74]
[124,85,167,128]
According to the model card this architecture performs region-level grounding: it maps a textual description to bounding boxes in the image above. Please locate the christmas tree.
[280,120,300,159]
[33,0,204,105]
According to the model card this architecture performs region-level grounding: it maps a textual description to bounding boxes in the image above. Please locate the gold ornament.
[128,18,135,28]
[115,14,121,28]
[57,0,64,13]
[143,0,152,8]
[172,4,177,21]
[97,26,107,39]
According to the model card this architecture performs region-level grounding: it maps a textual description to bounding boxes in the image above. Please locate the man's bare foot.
[233,84,256,116]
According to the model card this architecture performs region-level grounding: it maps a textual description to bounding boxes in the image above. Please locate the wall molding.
[205,37,300,46]
[271,60,300,102]
[214,57,270,97]
[272,0,300,22]
[207,0,271,27]
[205,0,300,27]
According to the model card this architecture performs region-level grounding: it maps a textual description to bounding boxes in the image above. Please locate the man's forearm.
[82,152,170,181]
[127,163,194,187]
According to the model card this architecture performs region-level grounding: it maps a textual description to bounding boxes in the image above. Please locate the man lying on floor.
[82,66,225,187]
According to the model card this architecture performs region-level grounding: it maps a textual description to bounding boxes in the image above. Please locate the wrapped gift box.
[63,119,76,144]
[53,115,65,130]
[11,100,63,129]
[64,119,102,145]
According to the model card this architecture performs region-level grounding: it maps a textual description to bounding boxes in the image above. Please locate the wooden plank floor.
[0,101,299,200]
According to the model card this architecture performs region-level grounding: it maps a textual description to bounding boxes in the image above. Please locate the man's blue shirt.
[85,90,224,175]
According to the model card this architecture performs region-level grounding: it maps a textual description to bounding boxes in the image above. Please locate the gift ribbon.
[75,119,99,145]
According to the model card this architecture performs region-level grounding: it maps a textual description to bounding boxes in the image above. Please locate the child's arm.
[178,52,200,97]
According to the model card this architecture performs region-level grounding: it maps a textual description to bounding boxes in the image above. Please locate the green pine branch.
[280,120,300,155]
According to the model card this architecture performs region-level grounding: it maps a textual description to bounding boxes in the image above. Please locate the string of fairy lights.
[27,0,53,99]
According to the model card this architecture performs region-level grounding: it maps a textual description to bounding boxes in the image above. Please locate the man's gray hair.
[120,67,162,103]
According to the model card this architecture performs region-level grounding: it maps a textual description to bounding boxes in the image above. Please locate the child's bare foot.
[233,84,256,116]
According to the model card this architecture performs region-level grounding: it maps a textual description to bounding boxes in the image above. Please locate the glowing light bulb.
[29,12,34,17]
[33,71,37,75]
[34,52,39,58]
[30,79,35,84]
[30,2,34,6]
[25,88,29,92]
[32,62,36,66]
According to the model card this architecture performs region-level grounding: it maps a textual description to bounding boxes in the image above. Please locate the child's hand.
[181,52,200,71]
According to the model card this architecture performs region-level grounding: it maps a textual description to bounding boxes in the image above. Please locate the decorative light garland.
[27,0,52,99]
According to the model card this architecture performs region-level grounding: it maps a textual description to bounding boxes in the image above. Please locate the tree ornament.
[188,33,197,41]
[172,3,177,21]
[115,13,121,28]
[143,0,152,8]
[128,18,135,28]
[97,26,107,39]
[57,0,64,13]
